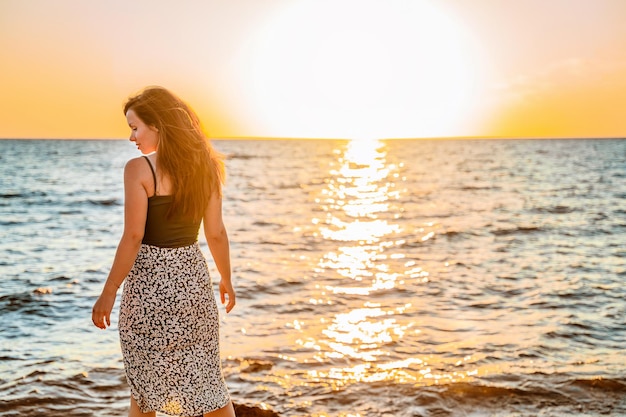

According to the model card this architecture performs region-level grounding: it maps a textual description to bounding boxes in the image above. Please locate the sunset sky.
[0,0,625,140]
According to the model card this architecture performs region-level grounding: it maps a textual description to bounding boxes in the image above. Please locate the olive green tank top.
[141,156,201,248]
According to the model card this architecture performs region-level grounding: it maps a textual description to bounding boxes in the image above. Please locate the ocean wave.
[531,205,576,214]
[568,377,626,392]
[0,191,48,199]
[457,185,499,191]
[0,193,121,209]
[226,152,270,160]
[59,209,83,215]
[252,220,281,228]
[221,366,626,416]
[491,225,543,236]
[258,239,287,246]
[0,218,25,226]
[0,292,49,313]
[86,198,120,206]
[49,275,73,282]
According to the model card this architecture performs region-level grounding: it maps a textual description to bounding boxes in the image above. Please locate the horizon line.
[1,135,624,141]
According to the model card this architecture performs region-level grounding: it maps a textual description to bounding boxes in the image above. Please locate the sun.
[237,0,488,139]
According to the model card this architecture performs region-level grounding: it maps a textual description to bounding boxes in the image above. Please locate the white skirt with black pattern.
[119,243,230,416]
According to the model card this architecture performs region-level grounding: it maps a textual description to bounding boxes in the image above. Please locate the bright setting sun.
[237,0,489,139]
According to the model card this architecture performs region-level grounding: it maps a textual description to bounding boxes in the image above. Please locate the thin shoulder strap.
[142,156,158,196]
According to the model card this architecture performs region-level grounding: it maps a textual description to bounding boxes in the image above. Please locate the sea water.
[0,138,625,416]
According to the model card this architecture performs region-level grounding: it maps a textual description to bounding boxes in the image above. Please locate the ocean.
[0,138,625,417]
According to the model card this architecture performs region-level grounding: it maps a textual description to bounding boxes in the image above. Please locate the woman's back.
[142,155,201,248]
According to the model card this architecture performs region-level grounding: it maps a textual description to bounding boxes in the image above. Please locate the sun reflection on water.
[298,139,481,389]
[305,140,429,385]
[314,139,404,297]
[320,304,411,362]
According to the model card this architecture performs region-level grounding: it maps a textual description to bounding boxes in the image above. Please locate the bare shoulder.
[123,157,152,187]
[125,156,149,171]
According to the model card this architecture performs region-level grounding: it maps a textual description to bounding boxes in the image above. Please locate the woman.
[92,86,236,417]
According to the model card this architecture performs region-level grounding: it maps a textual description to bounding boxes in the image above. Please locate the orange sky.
[0,0,625,140]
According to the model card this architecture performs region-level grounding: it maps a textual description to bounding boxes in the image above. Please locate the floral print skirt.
[119,243,230,416]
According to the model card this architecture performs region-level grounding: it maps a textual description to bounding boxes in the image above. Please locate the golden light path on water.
[316,139,403,296]
[298,139,477,394]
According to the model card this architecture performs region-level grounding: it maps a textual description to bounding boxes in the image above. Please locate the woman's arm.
[203,191,236,313]
[92,158,148,329]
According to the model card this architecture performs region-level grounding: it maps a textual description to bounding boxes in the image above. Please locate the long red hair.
[124,86,225,220]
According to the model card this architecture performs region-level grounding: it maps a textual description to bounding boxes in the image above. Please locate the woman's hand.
[219,279,236,313]
[92,290,116,329]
